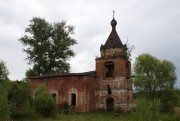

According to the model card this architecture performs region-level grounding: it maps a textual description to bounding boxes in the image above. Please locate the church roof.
[100,18,124,51]
[29,71,96,79]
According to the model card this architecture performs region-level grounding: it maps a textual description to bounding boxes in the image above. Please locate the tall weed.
[131,98,161,121]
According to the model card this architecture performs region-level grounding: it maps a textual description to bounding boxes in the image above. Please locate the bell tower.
[95,15,133,112]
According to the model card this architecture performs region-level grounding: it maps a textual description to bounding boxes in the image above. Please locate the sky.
[0,0,180,88]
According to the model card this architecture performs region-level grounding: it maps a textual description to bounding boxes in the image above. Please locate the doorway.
[106,97,114,111]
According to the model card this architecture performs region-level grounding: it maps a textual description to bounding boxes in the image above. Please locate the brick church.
[30,17,133,112]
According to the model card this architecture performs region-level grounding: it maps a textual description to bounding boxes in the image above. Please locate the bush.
[8,81,34,119]
[34,85,57,117]
[160,89,178,113]
[114,106,123,117]
[162,113,180,121]
[175,89,180,107]
[61,101,72,114]
[9,104,37,119]
[132,98,161,121]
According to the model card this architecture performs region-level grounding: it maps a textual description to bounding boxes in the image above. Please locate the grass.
[15,109,180,121]
[16,111,130,121]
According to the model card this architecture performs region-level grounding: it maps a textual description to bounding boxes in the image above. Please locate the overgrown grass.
[16,111,125,121]
[15,98,180,121]
[15,109,180,121]
[15,99,180,121]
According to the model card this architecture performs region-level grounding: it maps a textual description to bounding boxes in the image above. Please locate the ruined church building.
[30,16,133,112]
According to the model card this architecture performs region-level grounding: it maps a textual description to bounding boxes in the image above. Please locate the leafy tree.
[0,60,10,120]
[34,85,57,117]
[133,54,176,99]
[0,83,10,121]
[0,60,9,81]
[133,54,177,113]
[19,17,77,77]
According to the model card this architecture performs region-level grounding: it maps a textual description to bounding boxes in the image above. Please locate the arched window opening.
[52,93,57,99]
[69,88,77,107]
[50,91,58,102]
[71,93,76,106]
[105,62,114,77]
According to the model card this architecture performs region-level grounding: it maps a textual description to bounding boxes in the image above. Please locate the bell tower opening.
[105,62,114,78]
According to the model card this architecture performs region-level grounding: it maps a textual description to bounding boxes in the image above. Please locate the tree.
[0,60,9,81]
[0,60,9,120]
[0,82,10,121]
[19,17,77,77]
[34,85,57,117]
[133,53,176,99]
[133,54,177,112]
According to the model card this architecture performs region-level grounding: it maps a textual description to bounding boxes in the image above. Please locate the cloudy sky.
[0,0,180,88]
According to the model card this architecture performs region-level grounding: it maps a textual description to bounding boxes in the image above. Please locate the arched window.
[71,93,76,106]
[50,91,58,102]
[69,88,77,106]
[105,62,114,77]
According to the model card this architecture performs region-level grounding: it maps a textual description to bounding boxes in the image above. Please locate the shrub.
[114,106,123,117]
[132,98,161,121]
[8,81,34,119]
[34,85,57,117]
[61,101,72,114]
[160,89,179,113]
[162,113,180,121]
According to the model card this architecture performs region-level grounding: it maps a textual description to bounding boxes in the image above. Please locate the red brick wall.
[31,76,97,112]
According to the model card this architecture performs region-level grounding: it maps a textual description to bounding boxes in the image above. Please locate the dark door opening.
[106,98,114,111]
